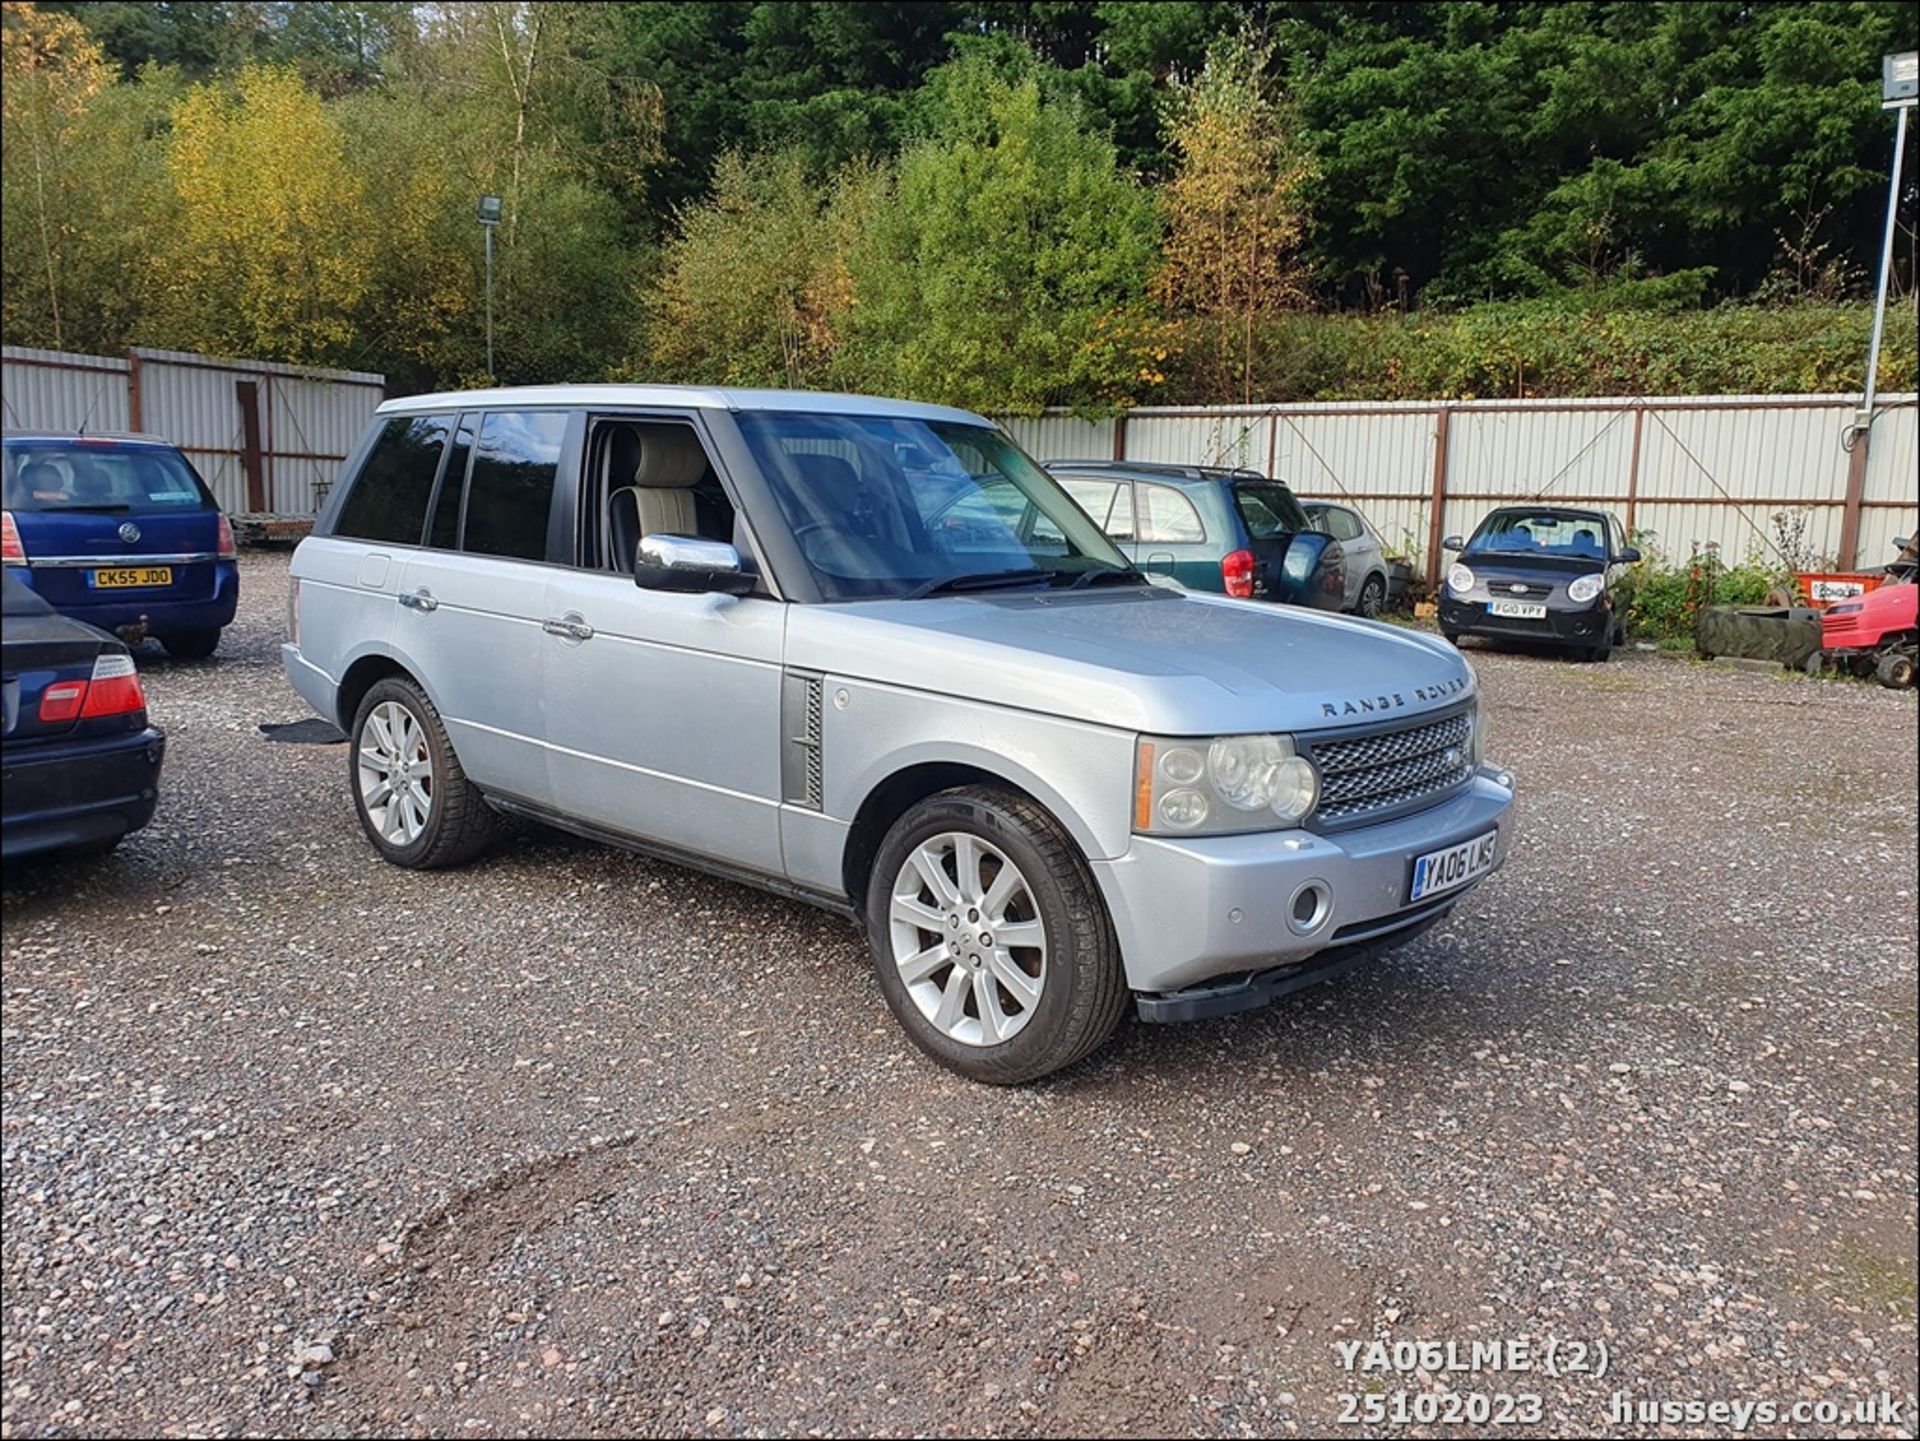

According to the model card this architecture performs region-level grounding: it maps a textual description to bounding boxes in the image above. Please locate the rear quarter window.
[1135,484,1206,543]
[3,442,214,512]
[333,415,453,545]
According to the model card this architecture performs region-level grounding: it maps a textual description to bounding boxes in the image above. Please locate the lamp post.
[477,194,502,381]
[1862,53,1916,431]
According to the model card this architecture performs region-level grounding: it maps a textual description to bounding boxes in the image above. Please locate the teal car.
[1043,460,1348,610]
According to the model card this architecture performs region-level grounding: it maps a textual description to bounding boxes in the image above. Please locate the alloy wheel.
[357,700,434,846]
[888,831,1047,1046]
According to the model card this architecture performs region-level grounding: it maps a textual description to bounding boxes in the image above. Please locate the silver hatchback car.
[284,386,1515,1083]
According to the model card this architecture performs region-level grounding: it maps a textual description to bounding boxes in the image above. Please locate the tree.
[839,51,1163,414]
[643,148,879,388]
[1157,29,1314,403]
[144,63,372,363]
[1,2,172,353]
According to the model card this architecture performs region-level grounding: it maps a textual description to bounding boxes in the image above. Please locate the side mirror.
[1442,535,1464,552]
[1896,536,1911,549]
[634,534,755,596]
[1618,546,1642,564]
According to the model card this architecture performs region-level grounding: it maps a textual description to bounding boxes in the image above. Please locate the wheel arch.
[336,649,431,733]
[841,759,1100,919]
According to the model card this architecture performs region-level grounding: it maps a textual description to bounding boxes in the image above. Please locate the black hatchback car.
[1439,506,1641,661]
[1,569,165,858]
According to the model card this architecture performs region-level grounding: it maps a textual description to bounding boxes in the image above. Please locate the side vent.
[781,670,824,809]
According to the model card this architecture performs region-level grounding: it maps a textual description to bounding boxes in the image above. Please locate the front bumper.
[1,726,166,858]
[1440,594,1610,644]
[1091,768,1514,998]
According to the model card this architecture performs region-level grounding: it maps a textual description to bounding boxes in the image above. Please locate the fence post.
[1424,405,1453,590]
[1625,404,1645,536]
[126,349,143,432]
[236,380,267,512]
[1838,430,1870,570]
[1111,412,1128,461]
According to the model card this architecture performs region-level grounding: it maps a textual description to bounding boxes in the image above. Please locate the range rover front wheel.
[349,676,495,869]
[866,786,1127,1084]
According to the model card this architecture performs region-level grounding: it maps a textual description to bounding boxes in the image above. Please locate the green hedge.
[1617,559,1786,642]
[1158,297,1918,405]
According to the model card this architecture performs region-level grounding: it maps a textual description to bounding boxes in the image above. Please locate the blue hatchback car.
[2,432,239,658]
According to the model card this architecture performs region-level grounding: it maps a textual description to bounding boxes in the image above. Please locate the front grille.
[1491,580,1553,598]
[1305,706,1475,828]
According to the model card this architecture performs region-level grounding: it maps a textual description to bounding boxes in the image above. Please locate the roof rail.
[1043,458,1276,483]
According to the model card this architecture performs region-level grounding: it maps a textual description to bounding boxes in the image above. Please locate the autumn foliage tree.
[144,63,372,365]
[1156,31,1315,404]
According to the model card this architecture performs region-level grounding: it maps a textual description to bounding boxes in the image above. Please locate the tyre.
[348,676,495,868]
[1578,634,1613,663]
[1440,626,1463,645]
[1354,574,1386,619]
[160,628,221,660]
[1877,649,1917,690]
[865,785,1127,1085]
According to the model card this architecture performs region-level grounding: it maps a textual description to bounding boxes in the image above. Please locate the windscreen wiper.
[908,567,1066,599]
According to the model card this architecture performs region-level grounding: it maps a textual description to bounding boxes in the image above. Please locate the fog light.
[1286,880,1332,935]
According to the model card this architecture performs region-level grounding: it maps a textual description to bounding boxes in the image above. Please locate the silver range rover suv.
[284,386,1515,1083]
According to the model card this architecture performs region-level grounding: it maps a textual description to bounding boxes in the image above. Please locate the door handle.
[398,589,438,612]
[541,613,593,642]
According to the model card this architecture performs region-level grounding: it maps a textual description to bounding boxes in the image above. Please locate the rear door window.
[333,415,452,544]
[1057,477,1122,530]
[462,411,567,562]
[1135,484,1205,543]
[425,414,475,550]
[1236,484,1308,541]
[3,442,215,513]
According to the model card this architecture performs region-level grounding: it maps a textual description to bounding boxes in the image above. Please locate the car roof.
[1483,504,1612,519]
[3,430,179,447]
[1044,459,1283,487]
[374,384,989,427]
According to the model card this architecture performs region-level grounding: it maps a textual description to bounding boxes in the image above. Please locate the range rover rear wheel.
[866,786,1127,1085]
[349,676,495,869]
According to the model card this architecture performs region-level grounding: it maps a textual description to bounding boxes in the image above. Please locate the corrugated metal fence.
[1003,394,1920,582]
[2,344,385,516]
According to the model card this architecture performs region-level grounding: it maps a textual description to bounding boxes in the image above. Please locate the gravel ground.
[3,550,1915,1439]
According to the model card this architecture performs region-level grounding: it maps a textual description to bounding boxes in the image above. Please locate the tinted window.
[1322,507,1363,542]
[1234,484,1309,541]
[462,411,566,562]
[426,413,474,550]
[4,441,215,513]
[1136,484,1205,543]
[334,415,451,544]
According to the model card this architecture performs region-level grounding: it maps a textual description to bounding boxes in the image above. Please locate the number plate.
[1488,599,1546,619]
[89,567,172,589]
[1409,830,1498,902]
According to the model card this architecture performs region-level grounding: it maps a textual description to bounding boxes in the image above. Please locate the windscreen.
[735,413,1132,601]
[1466,510,1609,559]
[3,441,216,513]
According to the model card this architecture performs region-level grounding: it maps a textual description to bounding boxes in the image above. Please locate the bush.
[1618,554,1787,642]
[1156,296,1919,405]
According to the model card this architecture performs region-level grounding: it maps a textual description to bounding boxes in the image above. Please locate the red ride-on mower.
[1816,576,1917,688]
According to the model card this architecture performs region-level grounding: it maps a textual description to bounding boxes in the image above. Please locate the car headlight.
[1135,733,1320,835]
[1566,573,1605,604]
[1447,563,1475,594]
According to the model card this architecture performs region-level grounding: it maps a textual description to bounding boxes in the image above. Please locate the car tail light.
[1222,548,1255,598]
[39,680,88,722]
[39,655,147,723]
[216,513,236,560]
[2,511,24,563]
[81,653,147,717]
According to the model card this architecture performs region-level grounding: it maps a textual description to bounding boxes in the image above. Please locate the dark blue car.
[2,431,239,658]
